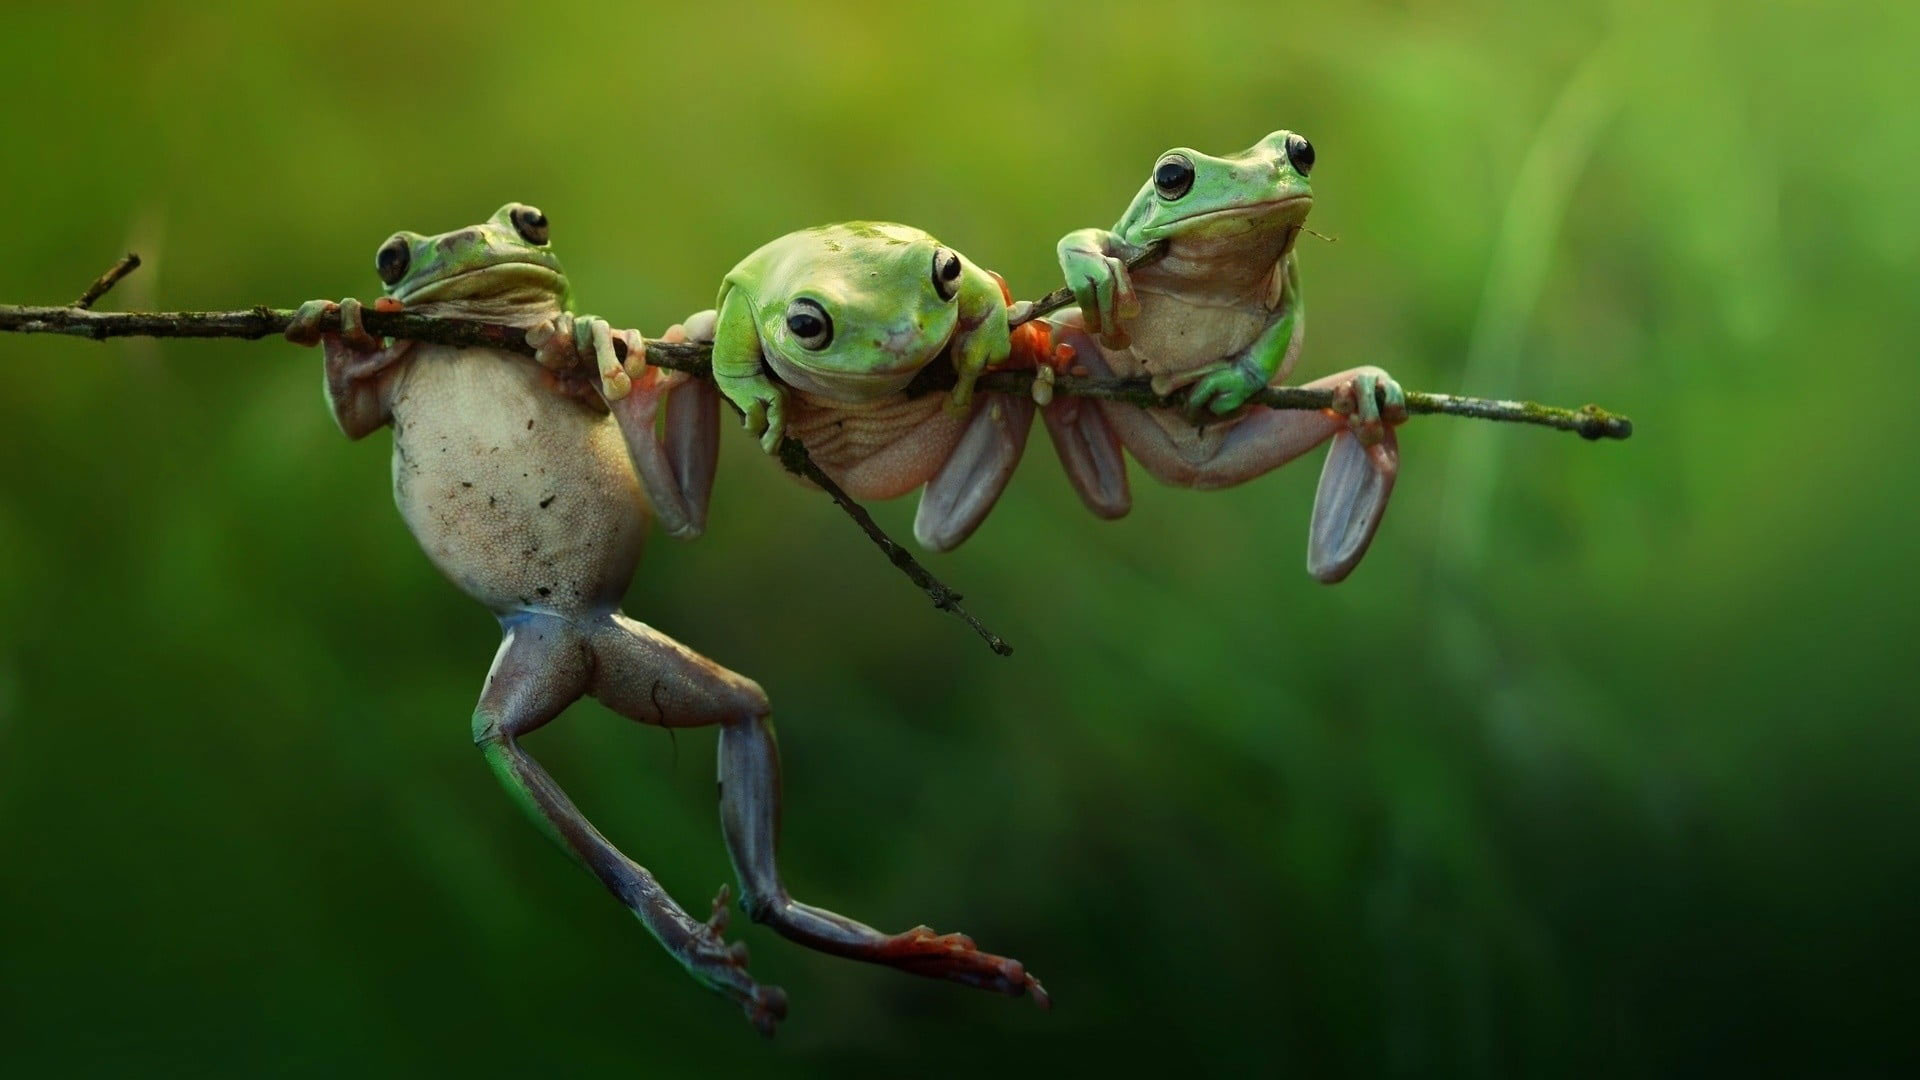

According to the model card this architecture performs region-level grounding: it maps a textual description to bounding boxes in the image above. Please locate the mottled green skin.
[710,222,1010,452]
[379,203,571,324]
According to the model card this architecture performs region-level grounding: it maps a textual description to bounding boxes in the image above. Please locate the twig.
[3,268,1012,656]
[0,302,1633,440]
[971,372,1633,440]
[774,439,1011,656]
[3,247,1634,653]
[72,253,142,310]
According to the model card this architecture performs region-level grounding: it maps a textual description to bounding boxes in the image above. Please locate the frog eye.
[931,248,964,302]
[1284,133,1315,177]
[375,235,411,286]
[510,204,550,245]
[784,299,833,350]
[1152,153,1195,201]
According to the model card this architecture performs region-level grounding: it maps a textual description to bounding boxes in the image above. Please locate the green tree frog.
[1039,130,1408,582]
[700,222,1032,551]
[284,205,1043,1036]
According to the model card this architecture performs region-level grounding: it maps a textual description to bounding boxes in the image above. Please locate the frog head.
[1115,130,1315,251]
[374,202,570,324]
[749,223,973,400]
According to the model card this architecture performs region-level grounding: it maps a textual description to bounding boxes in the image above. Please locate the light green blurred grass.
[0,1,1913,1075]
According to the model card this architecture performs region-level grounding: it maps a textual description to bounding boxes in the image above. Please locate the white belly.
[387,345,647,615]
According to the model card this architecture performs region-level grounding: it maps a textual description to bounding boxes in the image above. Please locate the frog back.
[386,345,646,615]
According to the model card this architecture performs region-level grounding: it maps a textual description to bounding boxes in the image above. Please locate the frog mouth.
[768,352,928,402]
[395,261,566,304]
[1174,193,1314,229]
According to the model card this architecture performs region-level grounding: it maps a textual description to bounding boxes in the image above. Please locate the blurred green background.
[1,1,1912,1075]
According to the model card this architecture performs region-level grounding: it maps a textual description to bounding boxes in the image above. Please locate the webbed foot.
[686,883,789,1037]
[1185,359,1268,418]
[865,924,1050,1008]
[1329,367,1407,472]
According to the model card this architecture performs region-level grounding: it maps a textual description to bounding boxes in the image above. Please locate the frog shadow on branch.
[285,204,1047,1037]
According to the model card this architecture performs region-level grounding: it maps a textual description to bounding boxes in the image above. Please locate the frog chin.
[767,352,923,403]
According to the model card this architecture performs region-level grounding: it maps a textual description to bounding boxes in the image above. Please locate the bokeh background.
[1,1,1912,1075]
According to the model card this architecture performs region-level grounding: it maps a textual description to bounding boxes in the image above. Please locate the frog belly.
[1106,291,1270,386]
[785,390,962,498]
[387,345,646,615]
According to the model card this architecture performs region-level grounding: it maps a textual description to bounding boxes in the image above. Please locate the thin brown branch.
[2,256,1635,653]
[0,296,1011,655]
[72,253,142,310]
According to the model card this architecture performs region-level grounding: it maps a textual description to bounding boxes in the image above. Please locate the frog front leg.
[526,310,631,403]
[603,320,721,540]
[1182,256,1305,416]
[944,261,1013,413]
[1057,227,1145,349]
[709,282,788,453]
[284,298,414,439]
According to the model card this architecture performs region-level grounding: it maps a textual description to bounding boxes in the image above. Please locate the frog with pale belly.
[285,204,1044,1035]
[1037,130,1409,582]
[702,221,1034,551]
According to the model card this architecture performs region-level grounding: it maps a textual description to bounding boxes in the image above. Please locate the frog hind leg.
[715,703,1052,1008]
[579,610,1048,1007]
[1031,315,1131,519]
[1307,423,1398,583]
[912,391,1035,552]
[472,611,786,1036]
[1074,335,1402,581]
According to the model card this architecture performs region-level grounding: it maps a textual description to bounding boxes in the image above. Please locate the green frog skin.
[1043,131,1408,582]
[702,222,1032,551]
[285,205,1043,1036]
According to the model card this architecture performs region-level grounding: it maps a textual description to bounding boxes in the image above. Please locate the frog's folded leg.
[471,611,787,1036]
[912,391,1036,553]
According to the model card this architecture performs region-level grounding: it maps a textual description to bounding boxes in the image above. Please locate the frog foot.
[867,925,1051,1008]
[687,883,789,1037]
[1329,367,1408,472]
[285,298,411,378]
[1184,359,1268,419]
[1058,229,1143,349]
[527,313,633,401]
[718,373,787,454]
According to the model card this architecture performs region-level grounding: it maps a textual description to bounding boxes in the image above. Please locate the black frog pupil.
[1154,156,1194,199]
[512,205,549,243]
[376,240,409,283]
[941,255,961,280]
[1286,135,1315,176]
[789,313,821,337]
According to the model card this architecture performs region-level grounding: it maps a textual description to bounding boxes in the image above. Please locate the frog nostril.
[437,228,481,253]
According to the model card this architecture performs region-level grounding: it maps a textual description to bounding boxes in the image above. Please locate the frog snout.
[438,228,483,253]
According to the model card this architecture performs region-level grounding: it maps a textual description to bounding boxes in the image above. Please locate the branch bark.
[2,250,1634,655]
[0,302,1633,440]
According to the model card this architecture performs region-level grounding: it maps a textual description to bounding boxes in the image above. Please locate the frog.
[701,222,1033,551]
[284,204,1043,1036]
[1036,130,1408,582]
